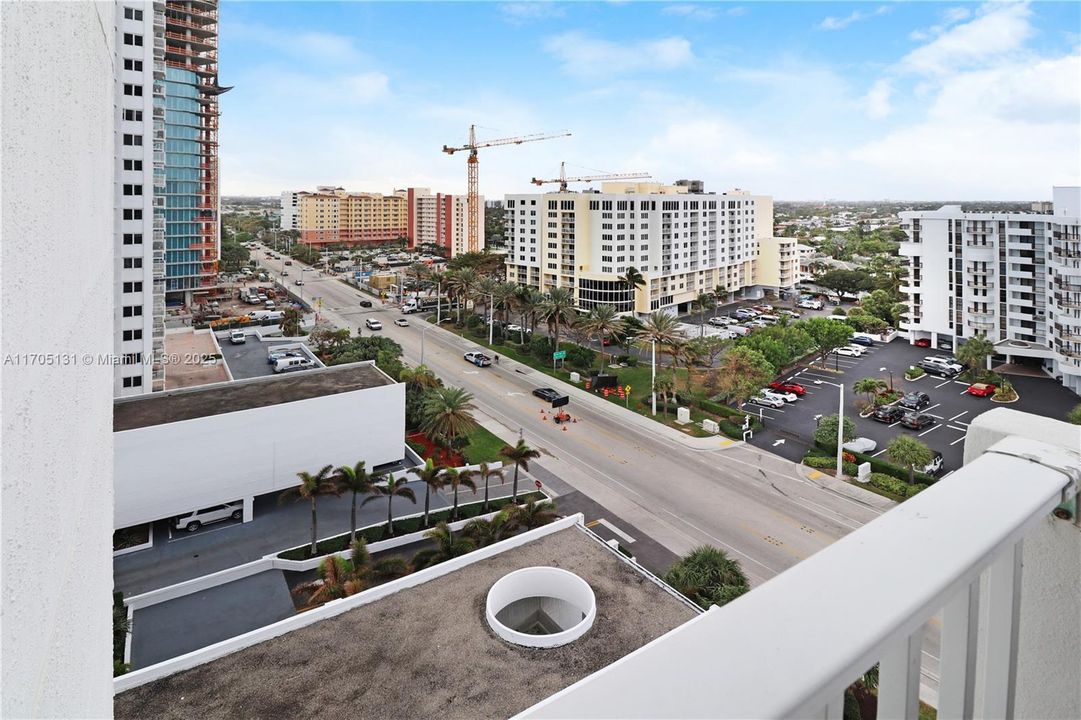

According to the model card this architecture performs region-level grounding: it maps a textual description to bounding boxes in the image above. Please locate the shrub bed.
[802,455,857,476]
[866,472,927,499]
[815,440,935,485]
[277,491,545,560]
[904,367,925,380]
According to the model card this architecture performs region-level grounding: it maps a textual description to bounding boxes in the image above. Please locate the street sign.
[625,385,632,392]
[552,350,567,360]
[534,480,542,489]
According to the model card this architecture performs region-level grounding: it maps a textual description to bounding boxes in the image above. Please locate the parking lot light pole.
[488,291,495,346]
[880,366,894,392]
[651,339,657,416]
[814,379,845,478]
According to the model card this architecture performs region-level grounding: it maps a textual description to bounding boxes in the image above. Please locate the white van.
[757,314,780,324]
[729,324,752,336]
[174,501,243,532]
[274,356,315,373]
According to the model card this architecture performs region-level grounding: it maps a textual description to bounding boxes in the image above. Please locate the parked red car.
[966,383,997,397]
[769,381,806,396]
[914,338,932,348]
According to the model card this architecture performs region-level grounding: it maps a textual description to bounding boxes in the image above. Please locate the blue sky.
[219,1,1081,200]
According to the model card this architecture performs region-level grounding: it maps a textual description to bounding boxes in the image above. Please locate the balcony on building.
[966,278,993,290]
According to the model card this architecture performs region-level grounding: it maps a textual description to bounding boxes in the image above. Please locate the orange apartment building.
[297,187,408,246]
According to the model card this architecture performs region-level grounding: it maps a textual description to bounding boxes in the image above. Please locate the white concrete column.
[243,496,255,523]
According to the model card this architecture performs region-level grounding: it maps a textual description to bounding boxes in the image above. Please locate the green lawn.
[462,424,508,464]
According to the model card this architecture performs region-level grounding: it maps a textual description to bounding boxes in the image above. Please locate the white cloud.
[498,3,565,25]
[862,79,893,119]
[819,5,891,31]
[543,32,693,77]
[900,2,1033,75]
[663,4,716,21]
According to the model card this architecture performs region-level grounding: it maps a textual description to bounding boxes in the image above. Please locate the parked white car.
[229,330,246,345]
[748,393,785,409]
[834,346,861,357]
[708,316,731,327]
[761,388,798,403]
[174,501,243,532]
[844,344,867,355]
[842,437,878,454]
[798,299,823,310]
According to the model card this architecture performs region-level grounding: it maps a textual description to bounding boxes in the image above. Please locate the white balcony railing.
[522,435,1079,720]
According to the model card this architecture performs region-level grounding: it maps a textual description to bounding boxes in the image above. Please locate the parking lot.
[218,334,320,380]
[744,339,1080,479]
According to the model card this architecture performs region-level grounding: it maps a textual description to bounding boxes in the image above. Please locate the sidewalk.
[795,463,897,513]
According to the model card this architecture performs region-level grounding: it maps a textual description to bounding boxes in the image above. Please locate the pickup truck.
[464,351,492,367]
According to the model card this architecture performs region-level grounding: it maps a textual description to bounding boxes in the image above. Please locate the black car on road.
[359,299,373,307]
[871,405,905,423]
[901,412,936,430]
[898,391,931,410]
[532,387,561,402]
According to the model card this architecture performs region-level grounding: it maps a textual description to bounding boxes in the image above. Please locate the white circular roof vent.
[486,566,596,648]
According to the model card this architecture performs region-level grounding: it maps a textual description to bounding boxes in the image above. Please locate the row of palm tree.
[280,437,543,556]
[293,497,560,609]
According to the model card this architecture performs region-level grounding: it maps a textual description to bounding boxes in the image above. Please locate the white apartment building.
[899,186,1081,394]
[406,187,482,257]
[280,190,300,231]
[115,1,166,396]
[504,182,773,315]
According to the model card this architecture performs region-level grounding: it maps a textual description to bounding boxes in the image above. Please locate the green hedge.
[277,491,545,560]
[815,440,935,485]
[803,456,856,476]
[867,472,928,499]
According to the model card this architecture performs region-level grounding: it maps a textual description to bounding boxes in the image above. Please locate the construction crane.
[531,162,650,192]
[443,125,571,253]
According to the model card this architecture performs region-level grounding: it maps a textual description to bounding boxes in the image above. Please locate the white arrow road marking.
[507,392,524,396]
[463,370,479,375]
[772,439,786,447]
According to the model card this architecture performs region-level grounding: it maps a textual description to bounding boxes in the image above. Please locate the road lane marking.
[919,425,941,437]
[662,510,780,575]
[593,518,636,544]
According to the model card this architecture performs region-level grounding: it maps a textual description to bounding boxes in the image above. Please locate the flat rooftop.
[163,330,229,390]
[114,361,394,432]
[218,334,319,381]
[113,526,697,719]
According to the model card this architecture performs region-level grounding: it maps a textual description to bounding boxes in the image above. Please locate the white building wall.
[1,2,116,716]
[114,382,405,528]
[280,190,300,230]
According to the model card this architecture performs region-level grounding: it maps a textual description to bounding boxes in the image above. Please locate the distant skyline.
[219,1,1081,201]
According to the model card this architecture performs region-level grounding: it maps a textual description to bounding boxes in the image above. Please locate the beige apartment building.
[406,187,482,257]
[292,186,408,246]
[504,182,781,315]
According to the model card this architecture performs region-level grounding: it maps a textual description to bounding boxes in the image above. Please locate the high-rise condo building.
[113,0,226,397]
[280,190,300,231]
[406,187,483,258]
[289,187,408,246]
[899,186,1081,394]
[503,182,775,315]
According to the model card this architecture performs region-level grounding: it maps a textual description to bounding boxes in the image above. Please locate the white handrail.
[520,436,1075,719]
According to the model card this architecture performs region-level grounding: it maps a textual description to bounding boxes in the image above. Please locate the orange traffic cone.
[562,426,567,431]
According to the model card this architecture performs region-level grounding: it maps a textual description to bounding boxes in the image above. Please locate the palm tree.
[399,363,440,390]
[694,291,714,337]
[463,512,511,547]
[664,545,749,610]
[291,556,361,609]
[674,341,700,392]
[279,464,340,556]
[406,262,429,298]
[853,377,887,406]
[492,281,519,327]
[442,467,478,521]
[446,267,478,323]
[655,374,676,416]
[637,311,683,368]
[504,498,558,531]
[515,286,544,339]
[580,304,621,368]
[957,333,995,373]
[411,522,476,569]
[714,284,729,309]
[336,460,375,542]
[408,458,446,528]
[360,473,416,537]
[475,276,499,326]
[886,435,934,484]
[499,438,541,502]
[540,287,578,352]
[428,267,448,320]
[622,266,646,311]
[477,461,504,513]
[420,386,478,453]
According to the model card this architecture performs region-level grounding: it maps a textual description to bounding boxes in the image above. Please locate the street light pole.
[814,379,846,478]
[421,321,428,365]
[488,291,494,346]
[651,339,657,416]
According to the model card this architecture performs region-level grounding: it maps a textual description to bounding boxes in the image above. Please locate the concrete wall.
[964,409,1081,720]
[114,383,405,528]
[1,2,116,716]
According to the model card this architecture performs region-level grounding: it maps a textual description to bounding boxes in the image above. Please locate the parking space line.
[947,425,968,432]
[919,425,941,437]
[950,437,966,446]
[889,421,902,428]
[949,411,968,422]
[958,387,971,394]
[934,379,953,388]
[871,448,888,458]
[924,403,941,413]
[927,414,944,419]
[953,381,970,386]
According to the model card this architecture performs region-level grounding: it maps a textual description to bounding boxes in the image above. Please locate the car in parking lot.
[849,335,875,347]
[267,349,303,364]
[920,450,945,476]
[174,501,243,532]
[229,330,246,345]
[913,338,931,348]
[365,318,383,331]
[901,412,936,430]
[769,381,806,396]
[797,299,823,310]
[294,280,304,286]
[532,387,562,402]
[780,310,801,319]
[918,360,960,378]
[923,356,963,372]
[834,346,861,357]
[394,318,409,327]
[898,391,931,410]
[708,316,731,327]
[871,405,906,423]
[464,351,492,367]
[842,437,878,453]
[734,308,758,320]
[966,382,996,397]
[761,388,797,403]
[748,393,785,409]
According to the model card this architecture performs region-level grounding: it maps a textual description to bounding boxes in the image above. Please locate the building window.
[122,109,143,121]
[123,58,143,72]
[122,134,142,146]
[122,281,143,293]
[122,208,142,220]
[122,329,143,341]
[122,375,143,388]
[123,159,143,171]
[122,305,143,317]
[123,258,143,269]
[122,184,142,196]
[123,83,143,97]
[122,33,143,46]
[123,7,143,20]
[122,233,142,245]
